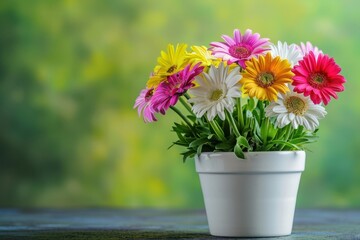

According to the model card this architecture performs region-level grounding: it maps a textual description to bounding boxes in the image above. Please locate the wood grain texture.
[0,209,359,239]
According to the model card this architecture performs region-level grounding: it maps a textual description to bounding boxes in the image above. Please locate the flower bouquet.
[135,29,346,237]
[134,29,345,160]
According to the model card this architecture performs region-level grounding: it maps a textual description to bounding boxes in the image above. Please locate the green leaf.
[269,140,303,150]
[253,109,261,124]
[207,134,215,140]
[253,130,263,145]
[234,134,252,155]
[197,144,203,156]
[181,150,196,162]
[237,135,250,149]
[174,131,187,143]
[195,125,211,133]
[252,117,261,140]
[263,143,275,151]
[173,122,191,132]
[260,119,268,143]
[234,144,245,159]
[168,143,176,149]
[289,137,318,145]
[293,125,305,137]
[187,115,197,122]
[189,138,209,149]
[275,127,287,140]
[215,142,234,151]
[257,100,265,120]
[247,98,256,111]
[267,123,278,140]
[172,140,189,147]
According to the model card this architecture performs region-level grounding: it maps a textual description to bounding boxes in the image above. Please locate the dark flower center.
[229,45,251,59]
[145,88,154,102]
[309,72,327,87]
[256,72,275,87]
[167,65,177,73]
[285,96,308,115]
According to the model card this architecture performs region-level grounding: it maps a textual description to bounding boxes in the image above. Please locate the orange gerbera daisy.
[241,52,294,101]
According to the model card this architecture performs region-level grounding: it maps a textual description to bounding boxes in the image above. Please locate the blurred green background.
[1,0,359,208]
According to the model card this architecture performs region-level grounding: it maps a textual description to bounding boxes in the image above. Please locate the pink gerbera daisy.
[292,51,346,105]
[134,87,157,122]
[210,29,269,68]
[152,63,204,114]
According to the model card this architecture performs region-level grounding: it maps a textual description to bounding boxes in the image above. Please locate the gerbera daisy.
[210,29,269,68]
[152,63,204,114]
[269,41,302,67]
[186,45,219,67]
[297,41,323,58]
[147,43,189,88]
[188,63,242,121]
[186,45,239,73]
[134,87,157,123]
[241,52,294,101]
[292,51,346,105]
[265,89,327,131]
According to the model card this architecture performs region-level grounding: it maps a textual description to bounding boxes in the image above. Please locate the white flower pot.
[195,151,305,237]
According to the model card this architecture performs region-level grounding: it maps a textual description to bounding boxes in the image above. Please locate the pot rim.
[195,151,306,173]
[199,150,305,155]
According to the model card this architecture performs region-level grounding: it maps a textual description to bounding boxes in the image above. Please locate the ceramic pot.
[195,151,305,237]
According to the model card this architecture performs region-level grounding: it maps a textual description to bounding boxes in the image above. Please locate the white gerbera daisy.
[188,63,242,121]
[269,41,302,67]
[265,90,327,131]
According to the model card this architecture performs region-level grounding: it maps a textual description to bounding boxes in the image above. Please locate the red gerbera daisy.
[292,51,346,105]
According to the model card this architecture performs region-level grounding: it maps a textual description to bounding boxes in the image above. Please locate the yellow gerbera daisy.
[147,43,188,88]
[186,46,218,66]
[240,52,294,101]
[186,46,238,72]
[146,74,164,89]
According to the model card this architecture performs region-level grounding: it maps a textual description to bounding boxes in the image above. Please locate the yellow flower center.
[210,89,224,101]
[256,72,275,87]
[284,96,308,115]
[167,65,177,73]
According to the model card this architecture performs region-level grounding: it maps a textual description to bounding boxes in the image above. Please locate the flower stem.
[237,98,244,130]
[209,120,226,142]
[170,106,195,133]
[226,110,240,137]
[179,96,205,126]
[184,93,191,100]
[179,96,193,116]
[263,117,270,146]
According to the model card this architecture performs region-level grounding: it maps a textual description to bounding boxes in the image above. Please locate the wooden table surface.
[0,208,359,239]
